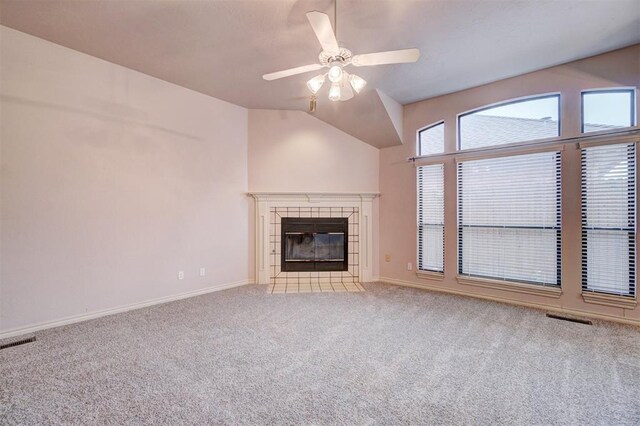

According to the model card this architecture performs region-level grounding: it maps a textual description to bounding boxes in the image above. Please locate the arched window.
[458,94,560,150]
[417,121,444,156]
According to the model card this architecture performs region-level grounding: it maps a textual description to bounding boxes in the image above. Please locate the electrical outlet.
[178,271,184,280]
[407,262,413,271]
[385,254,391,262]
[199,268,205,277]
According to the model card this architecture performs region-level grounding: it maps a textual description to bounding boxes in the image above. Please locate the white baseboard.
[378,276,640,327]
[0,279,251,340]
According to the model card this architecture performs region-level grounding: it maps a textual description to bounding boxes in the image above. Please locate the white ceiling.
[1,0,639,148]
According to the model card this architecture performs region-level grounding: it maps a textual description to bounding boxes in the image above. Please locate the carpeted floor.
[1,283,639,425]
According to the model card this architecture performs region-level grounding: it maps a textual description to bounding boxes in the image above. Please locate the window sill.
[416,270,445,281]
[582,292,637,309]
[456,276,562,299]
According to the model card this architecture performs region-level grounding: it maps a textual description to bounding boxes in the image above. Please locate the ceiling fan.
[262,7,420,104]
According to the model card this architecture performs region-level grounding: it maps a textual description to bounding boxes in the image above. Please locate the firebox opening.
[281,218,348,272]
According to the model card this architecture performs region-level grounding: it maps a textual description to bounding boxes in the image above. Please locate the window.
[582,89,635,133]
[418,121,444,156]
[581,143,636,296]
[417,164,444,272]
[459,95,560,150]
[457,151,561,286]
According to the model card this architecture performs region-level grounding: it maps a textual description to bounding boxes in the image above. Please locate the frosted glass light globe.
[306,74,325,94]
[328,83,341,101]
[328,65,343,83]
[349,74,367,93]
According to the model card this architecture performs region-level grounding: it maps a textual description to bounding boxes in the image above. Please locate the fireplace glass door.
[281,218,348,272]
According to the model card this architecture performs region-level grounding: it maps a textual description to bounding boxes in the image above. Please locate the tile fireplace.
[249,192,379,286]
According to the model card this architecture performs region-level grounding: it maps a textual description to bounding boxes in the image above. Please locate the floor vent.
[0,336,36,350]
[546,313,592,325]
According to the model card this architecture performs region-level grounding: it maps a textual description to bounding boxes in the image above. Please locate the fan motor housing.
[319,48,352,66]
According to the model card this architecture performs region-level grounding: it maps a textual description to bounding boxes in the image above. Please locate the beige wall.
[247,109,381,280]
[248,109,379,193]
[0,27,250,335]
[380,45,640,324]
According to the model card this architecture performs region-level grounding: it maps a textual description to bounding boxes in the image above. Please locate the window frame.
[580,141,637,298]
[416,163,445,274]
[456,93,562,152]
[580,87,637,134]
[456,150,563,287]
[417,120,445,157]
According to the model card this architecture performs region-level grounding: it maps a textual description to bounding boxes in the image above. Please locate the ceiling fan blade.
[306,11,340,55]
[262,63,324,81]
[351,48,420,67]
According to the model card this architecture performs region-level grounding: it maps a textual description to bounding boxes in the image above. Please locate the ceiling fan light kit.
[306,73,326,94]
[328,82,341,101]
[262,6,420,105]
[328,64,343,83]
[348,73,367,93]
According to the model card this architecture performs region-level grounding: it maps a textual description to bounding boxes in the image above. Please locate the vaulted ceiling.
[1,0,639,148]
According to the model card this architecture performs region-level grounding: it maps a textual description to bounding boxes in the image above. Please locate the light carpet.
[1,283,639,425]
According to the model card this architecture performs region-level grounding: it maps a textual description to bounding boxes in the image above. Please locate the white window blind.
[417,164,444,272]
[581,142,636,296]
[458,151,561,286]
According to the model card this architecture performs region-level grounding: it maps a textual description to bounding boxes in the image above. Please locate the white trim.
[0,279,251,340]
[378,277,640,327]
[249,192,380,202]
[249,192,379,284]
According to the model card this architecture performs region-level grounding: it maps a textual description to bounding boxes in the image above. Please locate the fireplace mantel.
[248,192,380,285]
[249,192,380,202]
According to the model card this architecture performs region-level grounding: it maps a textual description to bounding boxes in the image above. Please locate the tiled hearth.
[268,281,365,294]
[250,192,379,288]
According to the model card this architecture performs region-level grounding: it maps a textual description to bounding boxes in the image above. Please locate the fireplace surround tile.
[269,207,359,285]
[267,206,359,286]
[251,192,378,285]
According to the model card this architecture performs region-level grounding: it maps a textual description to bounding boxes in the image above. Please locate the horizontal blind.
[458,151,561,286]
[417,164,444,272]
[581,142,636,296]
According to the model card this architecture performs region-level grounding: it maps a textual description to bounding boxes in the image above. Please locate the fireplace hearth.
[281,218,348,272]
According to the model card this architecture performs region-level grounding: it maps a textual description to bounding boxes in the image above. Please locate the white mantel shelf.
[249,192,379,285]
[249,192,380,201]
